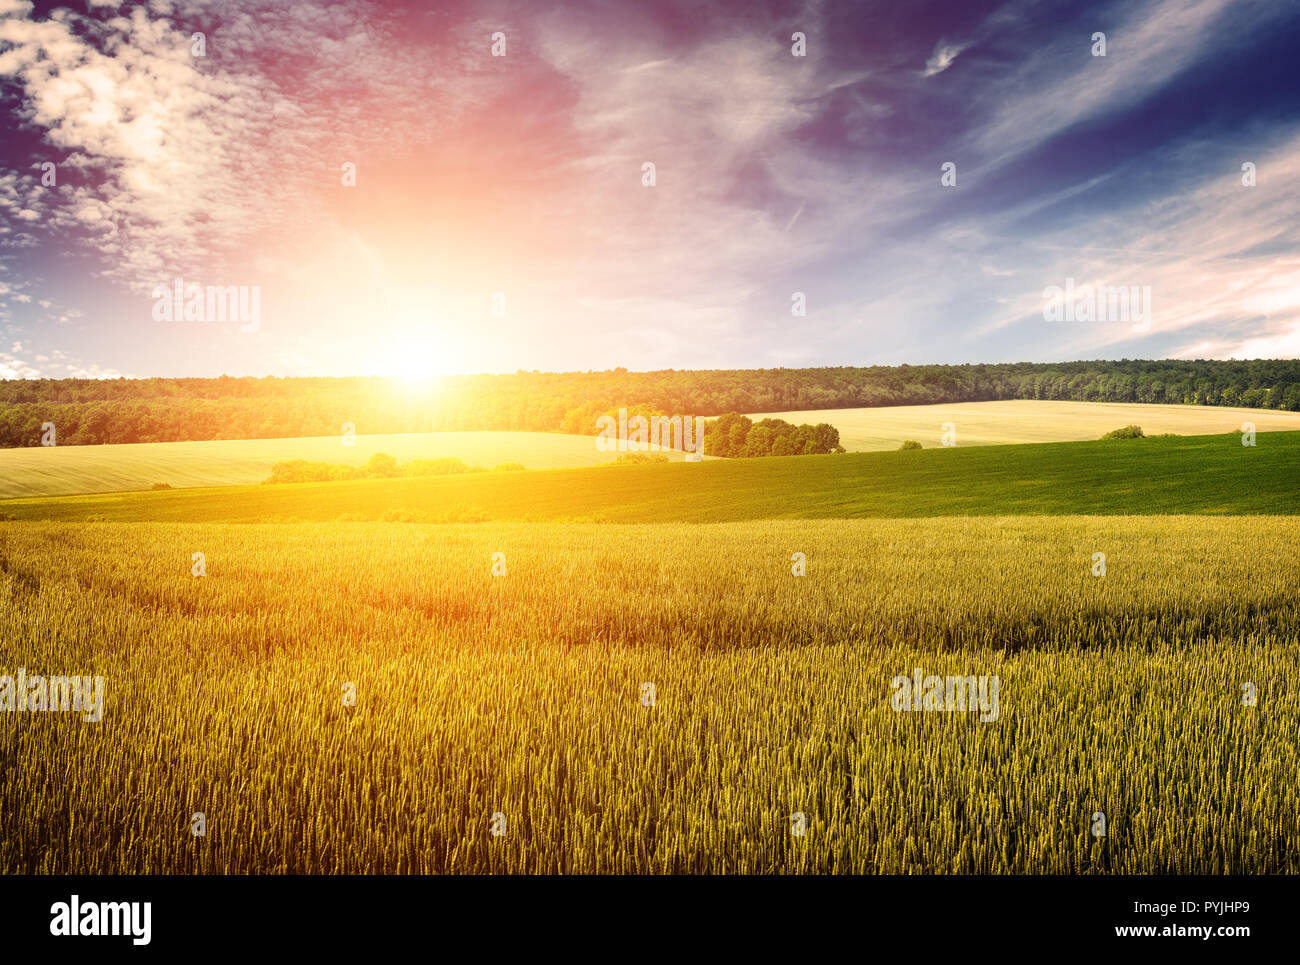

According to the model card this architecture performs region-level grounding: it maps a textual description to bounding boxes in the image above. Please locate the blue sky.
[1,0,1299,378]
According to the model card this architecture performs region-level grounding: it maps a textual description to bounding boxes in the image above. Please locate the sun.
[390,352,440,390]
[372,329,448,389]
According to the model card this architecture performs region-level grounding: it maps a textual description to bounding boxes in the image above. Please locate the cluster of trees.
[4,359,1300,448]
[263,453,525,484]
[703,414,843,457]
[1100,425,1146,440]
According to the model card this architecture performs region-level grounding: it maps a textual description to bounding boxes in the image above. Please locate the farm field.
[1,517,1295,874]
[3,401,1291,502]
[2,431,1295,523]
[0,430,698,500]
[748,399,1300,451]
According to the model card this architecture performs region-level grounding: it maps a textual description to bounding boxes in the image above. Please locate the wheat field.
[0,430,699,500]
[2,517,1296,873]
[749,400,1300,450]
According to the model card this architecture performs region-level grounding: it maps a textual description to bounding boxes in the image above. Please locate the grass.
[2,431,1294,523]
[748,399,1300,451]
[0,430,703,499]
[2,517,1295,873]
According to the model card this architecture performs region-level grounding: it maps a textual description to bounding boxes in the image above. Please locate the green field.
[2,431,1294,523]
[0,430,703,499]
[749,399,1300,450]
[2,517,1295,873]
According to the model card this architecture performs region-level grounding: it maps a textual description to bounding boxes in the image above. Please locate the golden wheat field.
[749,400,1300,451]
[2,517,1297,874]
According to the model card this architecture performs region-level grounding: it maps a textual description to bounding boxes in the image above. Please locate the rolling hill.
[2,431,1294,523]
[5,399,1293,500]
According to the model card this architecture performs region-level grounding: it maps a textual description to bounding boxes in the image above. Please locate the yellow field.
[2,516,1296,874]
[747,400,1300,450]
[0,431,698,499]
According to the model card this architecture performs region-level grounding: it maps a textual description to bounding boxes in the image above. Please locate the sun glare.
[372,329,451,389]
[392,355,440,390]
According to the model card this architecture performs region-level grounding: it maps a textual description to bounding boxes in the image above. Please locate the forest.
[2,359,1298,448]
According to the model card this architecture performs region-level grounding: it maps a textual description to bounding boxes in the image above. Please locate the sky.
[0,0,1298,380]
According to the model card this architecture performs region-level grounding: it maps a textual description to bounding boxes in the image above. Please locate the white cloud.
[0,0,510,298]
[923,42,967,78]
[970,0,1274,167]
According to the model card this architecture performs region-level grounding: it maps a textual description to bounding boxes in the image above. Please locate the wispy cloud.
[923,41,968,77]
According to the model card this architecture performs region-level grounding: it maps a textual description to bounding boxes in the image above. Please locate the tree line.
[2,359,1299,448]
